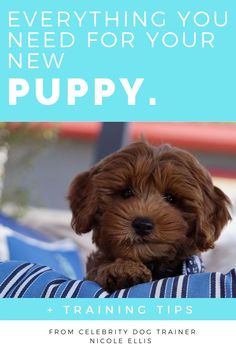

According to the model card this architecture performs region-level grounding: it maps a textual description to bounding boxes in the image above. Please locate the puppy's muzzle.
[132,217,154,236]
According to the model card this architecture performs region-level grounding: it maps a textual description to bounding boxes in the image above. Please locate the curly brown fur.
[68,141,232,292]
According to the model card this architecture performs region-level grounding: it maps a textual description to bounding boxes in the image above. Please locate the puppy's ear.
[68,170,97,234]
[196,185,232,251]
[211,186,232,238]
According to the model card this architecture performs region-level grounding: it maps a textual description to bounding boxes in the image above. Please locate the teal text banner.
[0,0,235,121]
[0,299,236,320]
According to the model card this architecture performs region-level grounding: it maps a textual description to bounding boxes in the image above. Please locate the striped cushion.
[0,261,235,298]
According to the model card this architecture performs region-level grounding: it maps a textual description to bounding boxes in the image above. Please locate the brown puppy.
[68,141,231,292]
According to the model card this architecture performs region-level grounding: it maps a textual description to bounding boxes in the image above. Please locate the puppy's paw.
[113,259,152,290]
[88,259,152,293]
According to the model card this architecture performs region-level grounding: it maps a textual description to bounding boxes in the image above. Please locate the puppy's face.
[68,142,231,264]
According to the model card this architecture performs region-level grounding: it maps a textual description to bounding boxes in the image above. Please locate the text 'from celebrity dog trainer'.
[48,327,197,345]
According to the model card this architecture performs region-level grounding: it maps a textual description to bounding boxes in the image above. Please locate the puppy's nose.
[132,218,154,236]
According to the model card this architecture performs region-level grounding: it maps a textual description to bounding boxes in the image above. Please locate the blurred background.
[0,122,236,273]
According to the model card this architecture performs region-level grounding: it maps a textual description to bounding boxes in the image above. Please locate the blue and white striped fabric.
[0,260,235,298]
[0,261,107,298]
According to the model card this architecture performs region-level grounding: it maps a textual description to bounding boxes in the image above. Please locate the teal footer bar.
[0,299,236,321]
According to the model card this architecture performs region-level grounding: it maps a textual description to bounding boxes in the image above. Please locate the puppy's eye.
[121,187,134,199]
[164,192,177,204]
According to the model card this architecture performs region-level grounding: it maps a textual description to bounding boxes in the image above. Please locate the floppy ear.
[68,170,97,234]
[211,186,232,239]
[195,185,232,251]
